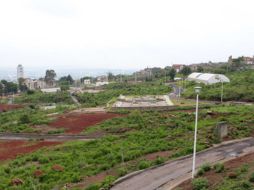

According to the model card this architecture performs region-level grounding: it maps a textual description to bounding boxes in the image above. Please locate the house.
[84,79,91,85]
[228,56,254,65]
[24,78,46,90]
[187,72,230,85]
[172,64,184,73]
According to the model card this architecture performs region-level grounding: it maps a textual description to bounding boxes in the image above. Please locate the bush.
[201,163,211,172]
[214,163,224,173]
[155,156,165,165]
[117,167,128,177]
[85,184,100,190]
[138,160,151,170]
[19,114,30,124]
[197,168,205,176]
[249,172,254,182]
[101,176,116,190]
[192,177,209,190]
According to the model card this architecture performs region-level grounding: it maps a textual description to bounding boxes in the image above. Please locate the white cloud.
[0,0,254,70]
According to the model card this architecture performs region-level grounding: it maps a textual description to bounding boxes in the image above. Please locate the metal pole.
[221,81,223,103]
[192,93,199,178]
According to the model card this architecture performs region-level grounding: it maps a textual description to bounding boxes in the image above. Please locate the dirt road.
[111,138,254,190]
[0,133,98,141]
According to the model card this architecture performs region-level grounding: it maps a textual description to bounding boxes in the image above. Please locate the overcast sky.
[0,0,254,71]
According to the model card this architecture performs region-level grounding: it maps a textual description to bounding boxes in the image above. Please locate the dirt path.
[111,138,254,190]
[0,133,99,141]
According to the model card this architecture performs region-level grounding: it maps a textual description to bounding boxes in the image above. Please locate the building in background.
[172,64,184,73]
[24,78,47,90]
[17,64,24,80]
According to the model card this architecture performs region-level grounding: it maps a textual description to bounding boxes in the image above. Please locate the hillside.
[183,70,254,102]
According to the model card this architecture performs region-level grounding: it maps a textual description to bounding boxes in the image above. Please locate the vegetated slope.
[15,91,73,104]
[76,82,171,107]
[176,152,254,190]
[1,105,254,189]
[183,70,254,102]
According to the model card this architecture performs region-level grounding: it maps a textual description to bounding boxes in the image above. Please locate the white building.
[187,72,230,85]
[84,79,91,85]
[24,78,47,90]
[17,64,24,80]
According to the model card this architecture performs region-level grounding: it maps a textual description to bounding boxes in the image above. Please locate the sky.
[0,0,254,71]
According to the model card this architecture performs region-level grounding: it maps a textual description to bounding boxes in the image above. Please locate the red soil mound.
[0,140,61,161]
[49,113,120,134]
[0,104,23,112]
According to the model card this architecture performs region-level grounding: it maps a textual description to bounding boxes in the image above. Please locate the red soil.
[0,140,61,161]
[0,104,23,112]
[49,112,120,134]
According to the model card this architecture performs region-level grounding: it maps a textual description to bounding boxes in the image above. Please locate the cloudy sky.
[0,0,254,71]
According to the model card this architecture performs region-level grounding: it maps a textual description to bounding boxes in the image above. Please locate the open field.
[49,112,121,134]
[0,104,23,112]
[0,140,61,161]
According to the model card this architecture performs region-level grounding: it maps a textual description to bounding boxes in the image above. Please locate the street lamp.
[192,86,202,178]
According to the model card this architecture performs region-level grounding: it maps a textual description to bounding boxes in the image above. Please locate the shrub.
[85,184,100,190]
[117,167,128,177]
[214,163,224,173]
[155,156,165,165]
[192,177,209,190]
[197,168,205,176]
[138,160,151,170]
[201,163,211,172]
[19,114,30,124]
[249,172,254,182]
[101,176,116,190]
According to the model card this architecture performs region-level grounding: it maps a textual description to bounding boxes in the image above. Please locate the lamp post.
[192,86,202,178]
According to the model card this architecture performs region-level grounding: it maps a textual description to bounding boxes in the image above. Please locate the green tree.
[180,66,192,77]
[169,68,176,81]
[197,66,204,72]
[45,70,56,87]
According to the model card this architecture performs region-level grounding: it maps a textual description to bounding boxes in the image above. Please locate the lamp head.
[194,86,202,94]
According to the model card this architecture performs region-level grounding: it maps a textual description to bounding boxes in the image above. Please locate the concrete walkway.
[111,138,254,190]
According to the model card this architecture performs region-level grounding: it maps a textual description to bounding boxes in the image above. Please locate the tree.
[180,66,192,77]
[107,72,115,81]
[45,70,56,87]
[18,78,28,92]
[59,75,74,85]
[169,68,176,81]
[197,66,204,72]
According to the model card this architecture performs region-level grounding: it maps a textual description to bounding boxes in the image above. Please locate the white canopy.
[187,72,230,85]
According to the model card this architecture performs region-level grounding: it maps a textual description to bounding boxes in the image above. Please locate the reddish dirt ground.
[175,152,254,190]
[49,112,121,134]
[0,104,23,112]
[0,140,61,161]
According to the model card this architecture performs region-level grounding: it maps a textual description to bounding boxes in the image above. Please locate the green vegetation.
[0,105,254,189]
[15,91,73,104]
[0,105,75,133]
[183,70,254,102]
[76,82,171,107]
[192,177,209,190]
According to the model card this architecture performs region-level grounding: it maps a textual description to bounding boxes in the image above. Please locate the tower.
[17,64,24,80]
